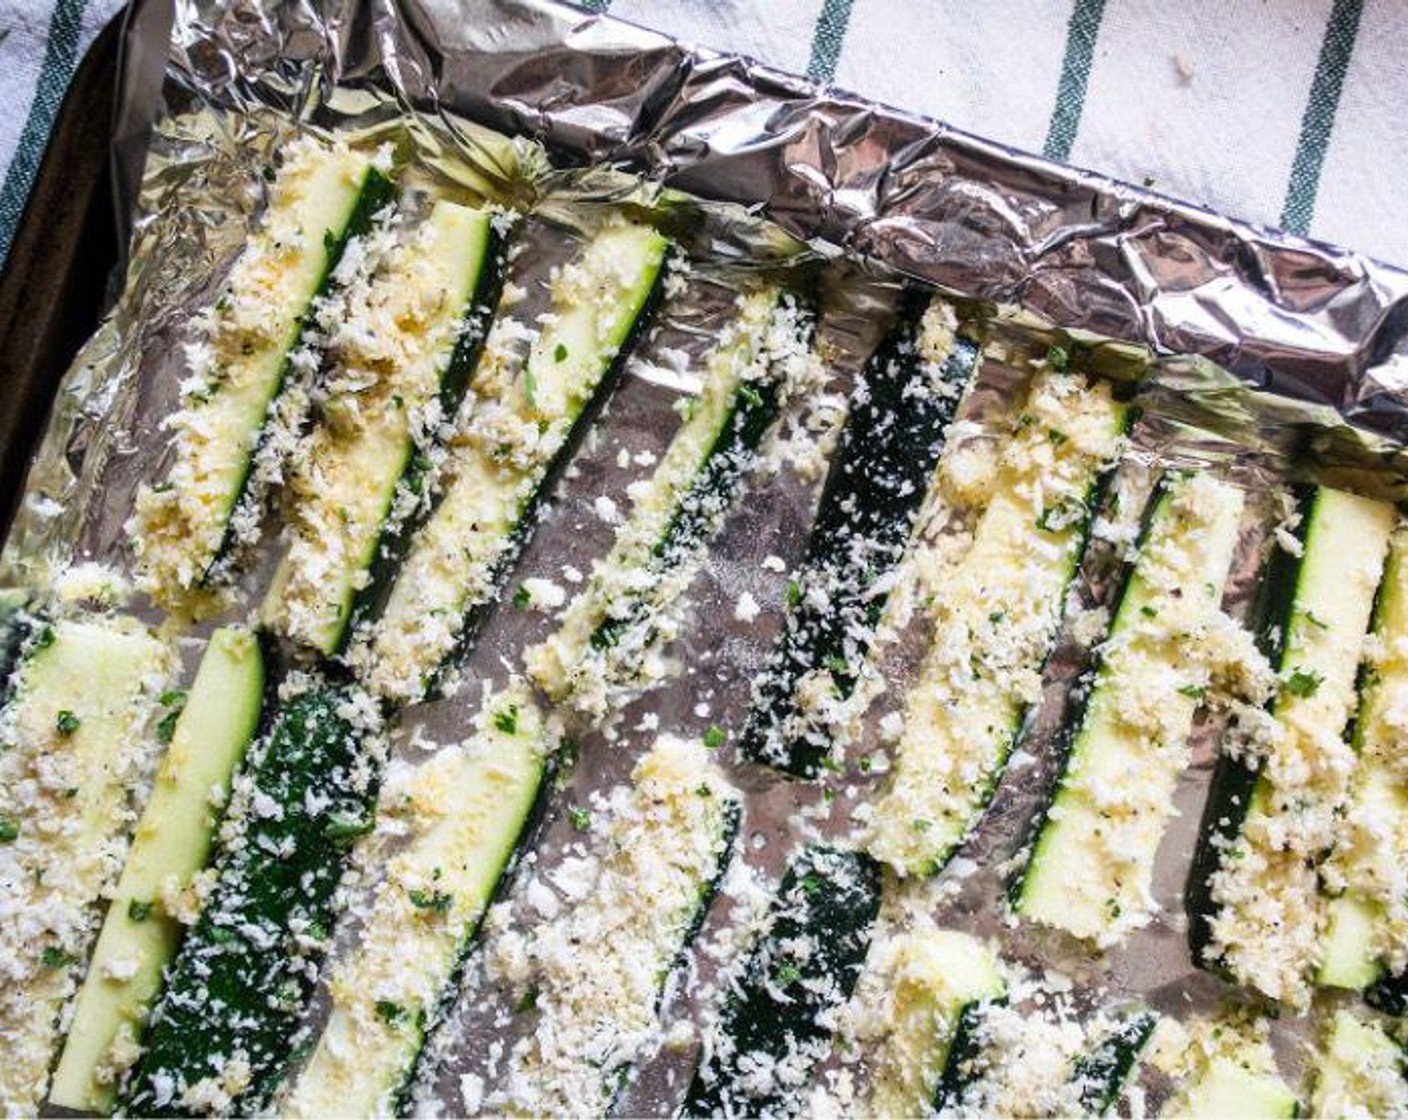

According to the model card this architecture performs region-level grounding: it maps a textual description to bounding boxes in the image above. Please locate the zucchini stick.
[350,218,669,704]
[264,199,505,656]
[1014,473,1245,944]
[526,285,813,720]
[865,370,1129,877]
[0,615,171,1115]
[741,292,981,777]
[1187,486,1393,1005]
[49,628,263,1113]
[121,683,385,1115]
[132,138,394,601]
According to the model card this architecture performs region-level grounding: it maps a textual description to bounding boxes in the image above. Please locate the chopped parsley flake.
[0,817,16,842]
[568,806,592,831]
[512,584,532,609]
[493,706,520,735]
[408,888,453,914]
[41,946,73,970]
[55,709,81,735]
[1282,668,1324,698]
[703,725,727,749]
[128,899,154,922]
[324,813,375,844]
[375,999,408,1026]
[157,689,188,742]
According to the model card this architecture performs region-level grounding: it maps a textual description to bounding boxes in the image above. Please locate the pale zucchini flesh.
[132,140,393,600]
[0,616,170,1115]
[1309,1008,1407,1118]
[48,627,264,1114]
[865,372,1129,877]
[352,219,669,704]
[857,930,1005,1118]
[1016,473,1245,944]
[285,685,548,1118]
[264,200,501,655]
[1162,1055,1299,1119]
[1319,525,1408,999]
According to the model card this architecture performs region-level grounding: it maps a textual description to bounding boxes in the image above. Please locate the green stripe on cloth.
[1280,0,1363,236]
[806,0,854,84]
[1043,0,1106,162]
[0,0,92,267]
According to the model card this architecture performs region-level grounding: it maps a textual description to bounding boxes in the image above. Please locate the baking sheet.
[10,0,1408,1114]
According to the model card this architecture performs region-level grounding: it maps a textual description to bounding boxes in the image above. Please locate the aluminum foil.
[9,0,1408,1115]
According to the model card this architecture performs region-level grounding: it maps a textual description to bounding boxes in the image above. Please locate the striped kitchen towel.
[0,0,121,266]
[0,0,1404,268]
[601,0,1408,266]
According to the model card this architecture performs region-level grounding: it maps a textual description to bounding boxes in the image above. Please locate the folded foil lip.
[140,0,1408,459]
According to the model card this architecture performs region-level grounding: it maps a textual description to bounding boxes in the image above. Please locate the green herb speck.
[1283,669,1324,698]
[408,888,453,914]
[493,705,520,735]
[375,1000,408,1026]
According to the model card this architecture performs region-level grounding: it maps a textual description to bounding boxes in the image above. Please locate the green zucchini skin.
[740,287,979,777]
[1072,1012,1158,1116]
[120,685,382,1116]
[208,167,396,581]
[930,999,994,1113]
[0,596,32,707]
[669,799,744,981]
[1366,971,1408,1015]
[589,295,815,654]
[681,845,881,1118]
[412,248,670,703]
[1184,487,1313,970]
[342,219,511,648]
